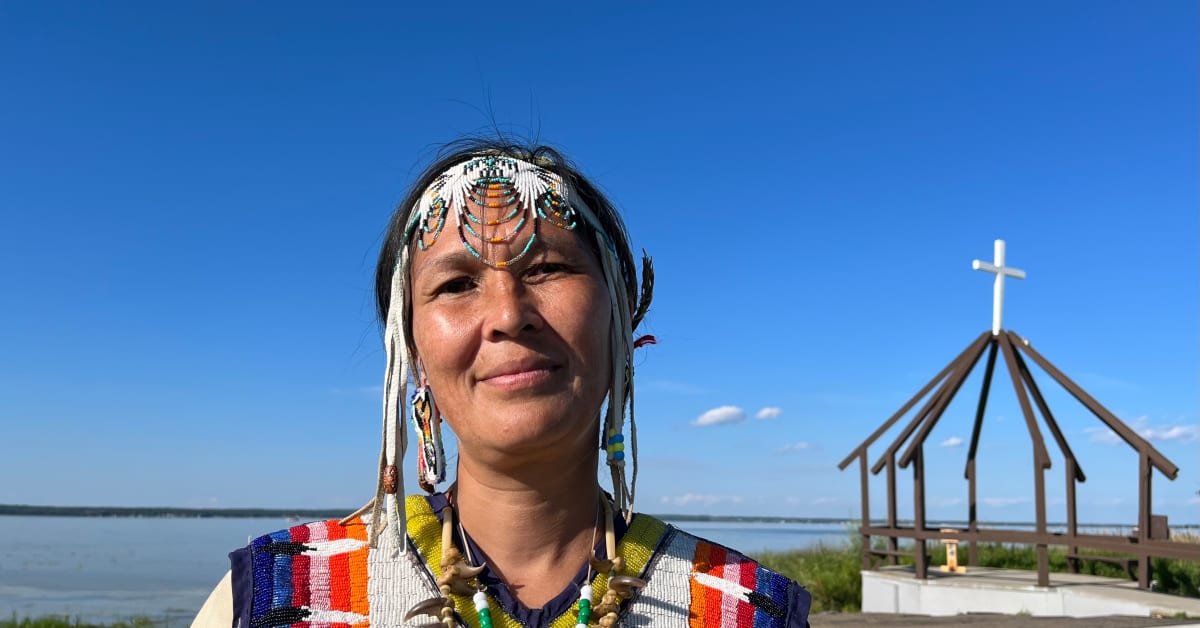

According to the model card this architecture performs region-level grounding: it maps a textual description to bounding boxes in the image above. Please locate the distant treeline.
[2,504,1194,528]
[0,504,854,522]
[655,514,1200,529]
[0,504,350,519]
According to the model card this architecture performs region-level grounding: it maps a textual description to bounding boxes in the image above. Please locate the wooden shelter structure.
[838,241,1200,589]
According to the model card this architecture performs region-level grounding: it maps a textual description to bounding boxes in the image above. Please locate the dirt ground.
[809,613,1199,627]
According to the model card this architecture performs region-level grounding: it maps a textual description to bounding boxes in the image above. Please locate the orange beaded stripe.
[249,519,370,627]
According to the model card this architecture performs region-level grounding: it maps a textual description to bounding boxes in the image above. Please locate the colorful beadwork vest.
[244,496,802,627]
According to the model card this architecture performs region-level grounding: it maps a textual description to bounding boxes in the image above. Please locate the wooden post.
[914,448,928,580]
[964,339,997,568]
[859,454,871,571]
[1035,462,1049,587]
[887,454,898,565]
[1138,452,1152,589]
[967,459,979,566]
[1067,458,1079,573]
[998,334,1050,587]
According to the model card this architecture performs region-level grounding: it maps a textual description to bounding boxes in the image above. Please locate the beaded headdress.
[364,152,653,550]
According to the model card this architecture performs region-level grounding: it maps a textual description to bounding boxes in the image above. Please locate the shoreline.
[2,505,1197,529]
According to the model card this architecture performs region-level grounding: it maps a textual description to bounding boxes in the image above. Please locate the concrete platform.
[862,566,1200,619]
[813,612,1200,627]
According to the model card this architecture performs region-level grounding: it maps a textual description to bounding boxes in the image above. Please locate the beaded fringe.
[369,246,412,551]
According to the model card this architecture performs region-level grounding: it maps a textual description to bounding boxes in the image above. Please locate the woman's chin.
[462,408,597,461]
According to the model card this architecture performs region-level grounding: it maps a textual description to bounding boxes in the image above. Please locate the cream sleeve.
[191,570,234,628]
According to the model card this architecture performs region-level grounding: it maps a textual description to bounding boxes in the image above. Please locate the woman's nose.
[483,274,543,340]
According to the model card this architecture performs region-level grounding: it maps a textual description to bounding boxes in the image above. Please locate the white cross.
[972,239,1026,335]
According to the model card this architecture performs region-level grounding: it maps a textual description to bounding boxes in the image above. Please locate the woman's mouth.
[478,358,560,391]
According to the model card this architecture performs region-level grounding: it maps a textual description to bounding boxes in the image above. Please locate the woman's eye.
[528,262,569,277]
[436,277,475,294]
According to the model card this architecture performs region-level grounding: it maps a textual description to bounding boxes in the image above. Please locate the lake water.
[0,515,848,625]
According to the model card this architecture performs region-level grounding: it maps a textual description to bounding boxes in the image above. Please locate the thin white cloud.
[755,407,783,420]
[1086,426,1122,445]
[982,497,1029,507]
[811,497,840,506]
[777,442,812,454]
[660,493,744,507]
[691,405,746,427]
[1140,424,1200,442]
[1085,416,1199,445]
[940,436,964,448]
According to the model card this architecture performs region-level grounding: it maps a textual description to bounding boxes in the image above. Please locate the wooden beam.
[964,339,999,479]
[887,454,898,565]
[859,453,871,571]
[998,334,1051,467]
[914,447,927,580]
[1011,343,1086,482]
[1009,331,1178,478]
[838,330,990,470]
[868,332,993,475]
[899,333,991,468]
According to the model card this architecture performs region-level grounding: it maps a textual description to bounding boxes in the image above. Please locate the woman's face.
[409,219,612,465]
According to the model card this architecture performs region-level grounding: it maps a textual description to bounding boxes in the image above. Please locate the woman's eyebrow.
[411,235,585,279]
[533,236,588,261]
[411,250,479,279]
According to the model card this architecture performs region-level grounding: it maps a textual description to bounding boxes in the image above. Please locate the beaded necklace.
[404,491,645,627]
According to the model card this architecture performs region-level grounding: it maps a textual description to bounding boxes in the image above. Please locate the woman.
[194,140,811,627]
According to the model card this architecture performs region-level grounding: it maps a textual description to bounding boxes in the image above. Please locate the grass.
[752,532,1200,614]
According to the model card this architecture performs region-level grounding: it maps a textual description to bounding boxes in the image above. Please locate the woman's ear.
[412,358,426,386]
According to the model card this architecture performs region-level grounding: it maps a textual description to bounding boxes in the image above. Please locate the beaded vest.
[243,496,799,627]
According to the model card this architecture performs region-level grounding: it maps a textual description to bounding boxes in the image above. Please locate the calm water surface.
[0,515,847,625]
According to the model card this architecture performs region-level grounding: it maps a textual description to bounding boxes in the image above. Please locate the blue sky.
[1,2,1196,526]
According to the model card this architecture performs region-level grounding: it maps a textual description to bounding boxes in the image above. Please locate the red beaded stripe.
[735,553,755,628]
[709,544,731,627]
[291,524,312,613]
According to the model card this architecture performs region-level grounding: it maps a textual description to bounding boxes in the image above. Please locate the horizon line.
[2,504,1197,528]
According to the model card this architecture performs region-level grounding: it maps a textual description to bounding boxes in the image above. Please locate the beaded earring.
[410,381,446,493]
